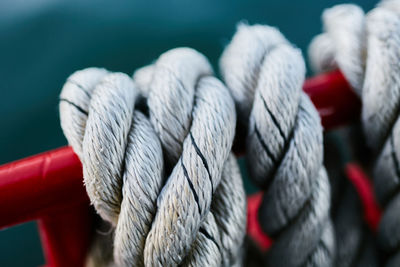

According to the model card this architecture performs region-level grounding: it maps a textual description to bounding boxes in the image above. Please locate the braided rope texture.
[59,47,246,266]
[220,24,335,267]
[309,1,400,266]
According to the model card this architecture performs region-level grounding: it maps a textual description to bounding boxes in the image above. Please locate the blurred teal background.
[0,0,375,266]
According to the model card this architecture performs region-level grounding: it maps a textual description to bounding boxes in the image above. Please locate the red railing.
[0,70,372,266]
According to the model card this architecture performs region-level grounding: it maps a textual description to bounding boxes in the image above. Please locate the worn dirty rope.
[59,47,246,266]
[309,1,400,266]
[220,24,335,266]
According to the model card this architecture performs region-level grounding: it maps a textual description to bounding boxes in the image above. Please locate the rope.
[133,48,246,266]
[60,69,165,266]
[309,1,400,265]
[59,47,246,266]
[324,132,378,267]
[220,24,335,267]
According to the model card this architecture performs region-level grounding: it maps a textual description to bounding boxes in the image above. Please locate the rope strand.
[133,48,246,266]
[220,24,335,267]
[60,48,246,266]
[309,1,400,265]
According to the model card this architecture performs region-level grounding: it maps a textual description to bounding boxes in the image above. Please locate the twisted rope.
[133,48,246,266]
[60,47,246,266]
[220,24,335,267]
[309,1,400,265]
[60,69,165,266]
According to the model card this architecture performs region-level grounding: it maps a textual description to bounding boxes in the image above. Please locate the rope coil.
[56,7,400,264]
[133,48,246,266]
[60,48,246,266]
[220,24,335,266]
[309,1,400,265]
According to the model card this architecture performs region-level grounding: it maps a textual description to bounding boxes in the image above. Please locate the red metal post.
[345,163,382,231]
[303,69,360,129]
[38,203,92,267]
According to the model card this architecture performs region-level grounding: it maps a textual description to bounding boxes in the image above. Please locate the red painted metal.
[0,147,85,228]
[345,163,382,231]
[0,146,91,266]
[303,69,361,129]
[38,203,92,267]
[0,70,363,266]
[246,192,272,251]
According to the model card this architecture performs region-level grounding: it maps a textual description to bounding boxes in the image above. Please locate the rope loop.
[220,24,335,267]
[309,1,400,265]
[60,47,246,266]
[133,47,246,266]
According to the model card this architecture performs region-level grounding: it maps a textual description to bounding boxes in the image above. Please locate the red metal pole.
[0,147,91,267]
[303,69,360,129]
[0,146,86,228]
[0,70,361,266]
[38,202,92,267]
[345,163,382,231]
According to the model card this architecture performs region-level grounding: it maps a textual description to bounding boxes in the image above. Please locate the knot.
[60,69,164,266]
[133,48,246,266]
[220,24,334,266]
[309,2,400,264]
[60,48,246,266]
[308,2,400,150]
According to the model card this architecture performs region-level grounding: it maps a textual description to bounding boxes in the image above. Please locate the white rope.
[220,24,335,267]
[308,4,366,96]
[133,48,246,266]
[60,48,246,266]
[309,1,400,266]
[60,69,165,266]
